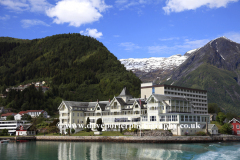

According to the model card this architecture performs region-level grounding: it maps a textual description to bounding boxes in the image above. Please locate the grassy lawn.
[211,121,222,130]
[72,131,130,136]
[36,133,61,136]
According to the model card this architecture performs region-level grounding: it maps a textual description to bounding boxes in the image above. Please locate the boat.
[16,140,29,143]
[0,140,10,143]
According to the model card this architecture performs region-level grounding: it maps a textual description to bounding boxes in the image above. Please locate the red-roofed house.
[229,118,240,136]
[14,110,48,120]
[1,112,17,120]
[14,111,28,120]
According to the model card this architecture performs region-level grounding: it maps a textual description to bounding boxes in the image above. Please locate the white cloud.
[148,38,210,54]
[0,15,10,20]
[224,32,240,43]
[46,0,111,27]
[0,0,29,11]
[28,0,52,12]
[120,42,141,50]
[163,0,238,14]
[115,0,148,9]
[80,28,103,38]
[21,19,50,28]
[0,0,51,12]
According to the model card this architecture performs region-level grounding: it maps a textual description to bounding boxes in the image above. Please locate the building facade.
[58,85,212,135]
[141,83,208,114]
[0,120,28,135]
[229,118,240,136]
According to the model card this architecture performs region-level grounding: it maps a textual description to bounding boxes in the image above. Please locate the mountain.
[120,54,190,82]
[165,37,240,114]
[0,33,141,114]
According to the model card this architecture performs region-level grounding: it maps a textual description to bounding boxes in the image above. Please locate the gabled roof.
[116,97,126,106]
[229,118,240,124]
[16,125,32,130]
[118,87,132,97]
[1,112,17,117]
[18,111,28,115]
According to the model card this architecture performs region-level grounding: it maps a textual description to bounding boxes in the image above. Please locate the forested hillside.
[0,33,141,114]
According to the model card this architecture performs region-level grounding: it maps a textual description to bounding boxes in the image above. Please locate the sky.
[1,0,240,59]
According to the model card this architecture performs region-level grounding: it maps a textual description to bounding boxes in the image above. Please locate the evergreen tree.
[86,117,91,132]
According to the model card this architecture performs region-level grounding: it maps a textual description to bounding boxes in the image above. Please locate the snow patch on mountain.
[120,54,191,72]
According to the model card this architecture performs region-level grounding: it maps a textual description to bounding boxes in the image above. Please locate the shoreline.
[2,136,240,143]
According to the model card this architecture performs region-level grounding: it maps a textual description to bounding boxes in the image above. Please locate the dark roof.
[98,103,107,111]
[141,84,207,93]
[118,87,132,97]
[16,125,31,130]
[116,98,126,106]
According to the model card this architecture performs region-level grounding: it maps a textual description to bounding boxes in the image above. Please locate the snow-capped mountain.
[120,54,192,73]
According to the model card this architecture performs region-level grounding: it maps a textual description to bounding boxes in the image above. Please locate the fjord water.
[0,141,240,160]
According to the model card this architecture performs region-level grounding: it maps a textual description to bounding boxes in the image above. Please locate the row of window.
[73,113,84,117]
[143,115,179,122]
[181,115,207,122]
[72,119,84,123]
[232,125,240,129]
[164,87,206,95]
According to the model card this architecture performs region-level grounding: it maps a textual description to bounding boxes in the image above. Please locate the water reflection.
[1,141,240,160]
[56,142,212,160]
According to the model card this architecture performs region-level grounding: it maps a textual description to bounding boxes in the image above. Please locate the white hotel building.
[58,83,212,135]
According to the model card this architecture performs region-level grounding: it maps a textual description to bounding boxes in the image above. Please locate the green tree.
[220,123,232,134]
[71,128,75,134]
[21,114,32,121]
[6,115,14,120]
[96,118,103,132]
[208,103,221,114]
[216,112,226,125]
[86,117,91,132]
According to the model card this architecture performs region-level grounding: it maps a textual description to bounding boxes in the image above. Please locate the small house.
[16,125,35,136]
[229,118,240,136]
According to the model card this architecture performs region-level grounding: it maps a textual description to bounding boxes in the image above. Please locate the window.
[193,116,196,122]
[77,113,79,117]
[197,116,200,122]
[152,87,155,94]
[160,116,165,122]
[73,113,74,117]
[142,116,148,121]
[237,131,240,135]
[150,116,156,121]
[237,125,239,129]
[181,116,184,121]
[185,116,188,121]
[97,107,100,110]
[77,119,79,123]
[172,115,177,121]
[167,115,171,122]
[189,116,192,122]
[232,125,234,129]
[73,119,74,123]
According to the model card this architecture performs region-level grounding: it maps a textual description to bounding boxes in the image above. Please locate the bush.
[71,128,75,134]
[196,131,206,136]
[220,123,232,134]
[96,118,103,132]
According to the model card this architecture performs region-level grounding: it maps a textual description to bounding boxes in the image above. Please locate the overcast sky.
[1,0,240,59]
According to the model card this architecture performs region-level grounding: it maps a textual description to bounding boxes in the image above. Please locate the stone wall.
[35,135,240,143]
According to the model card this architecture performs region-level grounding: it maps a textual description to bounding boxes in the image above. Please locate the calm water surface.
[0,141,240,160]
